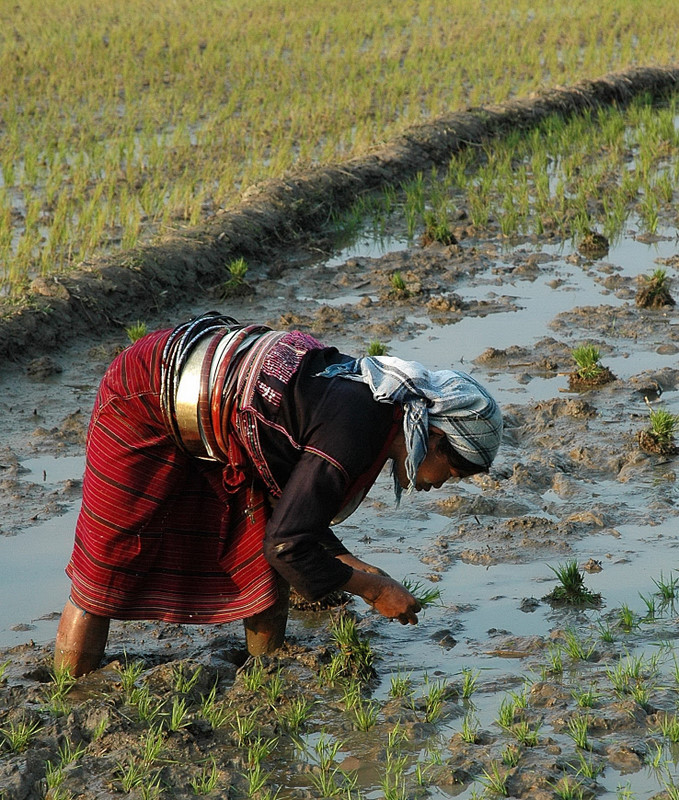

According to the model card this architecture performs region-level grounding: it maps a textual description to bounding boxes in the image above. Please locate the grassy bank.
[2,0,679,292]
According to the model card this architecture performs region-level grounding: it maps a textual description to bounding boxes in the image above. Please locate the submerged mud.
[3,75,679,800]
[2,209,679,798]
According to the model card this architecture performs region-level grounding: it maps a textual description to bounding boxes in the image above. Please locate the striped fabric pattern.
[66,329,279,624]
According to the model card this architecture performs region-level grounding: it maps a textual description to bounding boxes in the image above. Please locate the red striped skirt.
[66,330,279,623]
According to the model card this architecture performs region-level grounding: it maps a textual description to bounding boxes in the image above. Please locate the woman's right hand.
[341,571,421,625]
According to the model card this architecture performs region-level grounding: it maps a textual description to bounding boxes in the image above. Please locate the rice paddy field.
[5,3,679,800]
[2,0,679,295]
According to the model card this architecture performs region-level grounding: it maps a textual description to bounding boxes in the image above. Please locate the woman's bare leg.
[54,596,110,677]
[242,577,289,656]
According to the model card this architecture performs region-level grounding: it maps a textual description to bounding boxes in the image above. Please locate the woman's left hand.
[336,553,390,577]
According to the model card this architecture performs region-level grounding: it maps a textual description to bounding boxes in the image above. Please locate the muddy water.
[2,210,679,797]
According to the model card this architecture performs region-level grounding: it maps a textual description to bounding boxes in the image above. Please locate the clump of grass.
[636,267,675,309]
[568,343,615,389]
[543,561,602,607]
[421,209,457,246]
[401,577,442,608]
[367,340,388,356]
[388,271,411,298]
[125,320,148,343]
[638,405,679,455]
[0,718,43,753]
[577,228,609,258]
[219,257,253,298]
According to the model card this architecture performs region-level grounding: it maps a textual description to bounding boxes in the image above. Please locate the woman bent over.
[55,312,503,675]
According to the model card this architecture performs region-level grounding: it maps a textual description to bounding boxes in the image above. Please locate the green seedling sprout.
[401,578,442,608]
[501,744,521,767]
[125,320,148,343]
[459,712,480,744]
[461,667,479,699]
[352,697,380,730]
[167,695,191,732]
[636,267,675,308]
[367,340,388,356]
[479,761,509,796]
[388,669,414,699]
[544,561,601,607]
[553,776,585,800]
[571,344,604,381]
[566,715,591,750]
[0,718,43,753]
[509,720,541,747]
[390,271,408,292]
[190,757,220,795]
[275,695,314,733]
[200,684,230,729]
[639,406,679,453]
[115,657,145,693]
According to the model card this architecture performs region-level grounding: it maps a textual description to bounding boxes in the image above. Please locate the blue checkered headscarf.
[318,356,503,501]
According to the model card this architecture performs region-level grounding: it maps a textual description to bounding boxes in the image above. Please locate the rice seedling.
[566,715,591,750]
[276,695,315,733]
[125,320,148,344]
[264,669,285,706]
[421,209,456,246]
[636,267,675,308]
[460,712,480,744]
[596,621,615,643]
[639,406,679,454]
[115,657,145,693]
[653,571,679,602]
[367,340,388,357]
[0,718,43,753]
[167,695,191,732]
[574,750,604,779]
[389,271,408,295]
[199,684,230,730]
[388,669,414,700]
[92,715,109,742]
[173,663,202,694]
[546,644,564,676]
[645,741,667,770]
[561,629,596,662]
[116,757,152,792]
[479,761,509,796]
[190,757,220,795]
[656,713,679,742]
[129,684,163,724]
[57,737,88,766]
[401,578,443,608]
[639,593,658,621]
[245,735,278,768]
[501,744,521,768]
[327,611,375,683]
[572,686,599,709]
[496,696,518,729]
[461,667,480,699]
[341,680,363,711]
[616,782,635,800]
[545,561,601,607]
[617,604,639,631]
[508,720,541,748]
[44,664,77,716]
[241,658,266,692]
[45,760,66,791]
[231,709,259,746]
[571,344,605,382]
[140,725,165,764]
[553,776,585,800]
[351,697,380,731]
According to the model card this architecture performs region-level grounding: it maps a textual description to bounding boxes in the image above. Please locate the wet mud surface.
[2,213,679,798]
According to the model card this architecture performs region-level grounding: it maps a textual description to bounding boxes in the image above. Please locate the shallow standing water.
[2,207,679,797]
